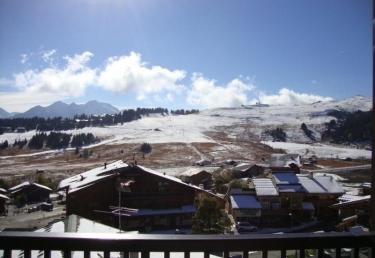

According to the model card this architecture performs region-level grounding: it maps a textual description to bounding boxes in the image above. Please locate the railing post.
[262,250,267,258]
[317,249,323,258]
[280,250,286,258]
[242,250,249,258]
[223,251,229,258]
[299,249,305,258]
[335,248,341,258]
[24,249,31,258]
[84,250,90,258]
[44,249,51,258]
[64,250,72,258]
[104,250,110,258]
[141,250,150,258]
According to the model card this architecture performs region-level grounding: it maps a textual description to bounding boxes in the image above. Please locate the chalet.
[269,154,301,173]
[0,193,9,215]
[228,172,344,227]
[59,161,224,231]
[180,168,212,189]
[232,163,266,178]
[9,182,52,205]
[331,194,371,220]
[228,194,261,224]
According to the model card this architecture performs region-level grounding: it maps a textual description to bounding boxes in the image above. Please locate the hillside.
[0,96,372,160]
[12,100,119,118]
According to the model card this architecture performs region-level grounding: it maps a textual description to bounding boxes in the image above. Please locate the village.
[0,151,371,236]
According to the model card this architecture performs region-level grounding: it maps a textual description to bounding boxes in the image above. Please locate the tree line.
[322,110,372,144]
[0,108,199,133]
[0,132,98,150]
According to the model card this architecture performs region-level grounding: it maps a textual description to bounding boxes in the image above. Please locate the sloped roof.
[60,161,223,200]
[0,193,9,200]
[58,160,127,191]
[296,175,326,194]
[180,168,210,177]
[0,188,7,193]
[273,172,299,185]
[332,195,370,208]
[230,195,261,209]
[296,174,343,195]
[233,163,254,172]
[9,181,52,193]
[270,154,301,167]
[278,184,305,193]
[314,175,344,194]
[253,178,278,196]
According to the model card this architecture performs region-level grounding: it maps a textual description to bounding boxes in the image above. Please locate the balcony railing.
[0,231,374,258]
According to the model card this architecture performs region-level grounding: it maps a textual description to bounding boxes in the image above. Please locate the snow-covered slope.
[0,96,372,158]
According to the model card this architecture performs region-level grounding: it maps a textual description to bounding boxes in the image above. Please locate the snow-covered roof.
[59,160,127,191]
[296,174,343,195]
[272,172,299,185]
[278,184,305,193]
[137,165,221,199]
[113,205,196,217]
[0,188,7,193]
[313,175,344,194]
[180,168,210,177]
[253,178,278,196]
[8,181,31,192]
[296,175,326,194]
[8,181,52,193]
[269,154,301,167]
[230,195,261,209]
[61,161,223,200]
[332,195,370,208]
[233,163,254,171]
[0,193,9,200]
[339,194,370,203]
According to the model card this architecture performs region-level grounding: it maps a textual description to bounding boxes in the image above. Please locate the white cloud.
[0,91,65,112]
[41,49,57,65]
[20,53,29,64]
[187,73,255,108]
[97,52,186,100]
[257,88,333,105]
[13,51,96,97]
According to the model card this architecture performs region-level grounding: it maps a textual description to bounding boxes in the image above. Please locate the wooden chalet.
[180,168,212,188]
[269,154,301,173]
[59,161,224,231]
[9,182,52,205]
[331,194,371,220]
[232,163,266,178]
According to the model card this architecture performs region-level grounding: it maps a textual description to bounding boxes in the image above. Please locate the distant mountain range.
[0,100,119,119]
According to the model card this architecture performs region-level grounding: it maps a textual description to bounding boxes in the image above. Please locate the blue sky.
[0,0,372,112]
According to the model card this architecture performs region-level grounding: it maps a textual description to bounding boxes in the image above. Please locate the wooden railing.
[0,231,374,258]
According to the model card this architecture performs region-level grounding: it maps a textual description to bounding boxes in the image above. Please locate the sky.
[0,0,372,112]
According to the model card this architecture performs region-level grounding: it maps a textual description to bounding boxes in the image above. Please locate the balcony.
[0,231,374,258]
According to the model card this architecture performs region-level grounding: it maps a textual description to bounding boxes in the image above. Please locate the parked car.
[236,222,257,233]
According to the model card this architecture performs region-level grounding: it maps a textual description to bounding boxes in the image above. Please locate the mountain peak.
[13,100,120,118]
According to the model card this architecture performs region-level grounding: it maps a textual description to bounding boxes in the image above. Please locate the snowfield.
[262,141,371,159]
[0,96,372,159]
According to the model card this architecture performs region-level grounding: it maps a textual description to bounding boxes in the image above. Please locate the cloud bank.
[187,74,255,108]
[1,49,334,111]
[257,88,333,105]
[97,52,186,100]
